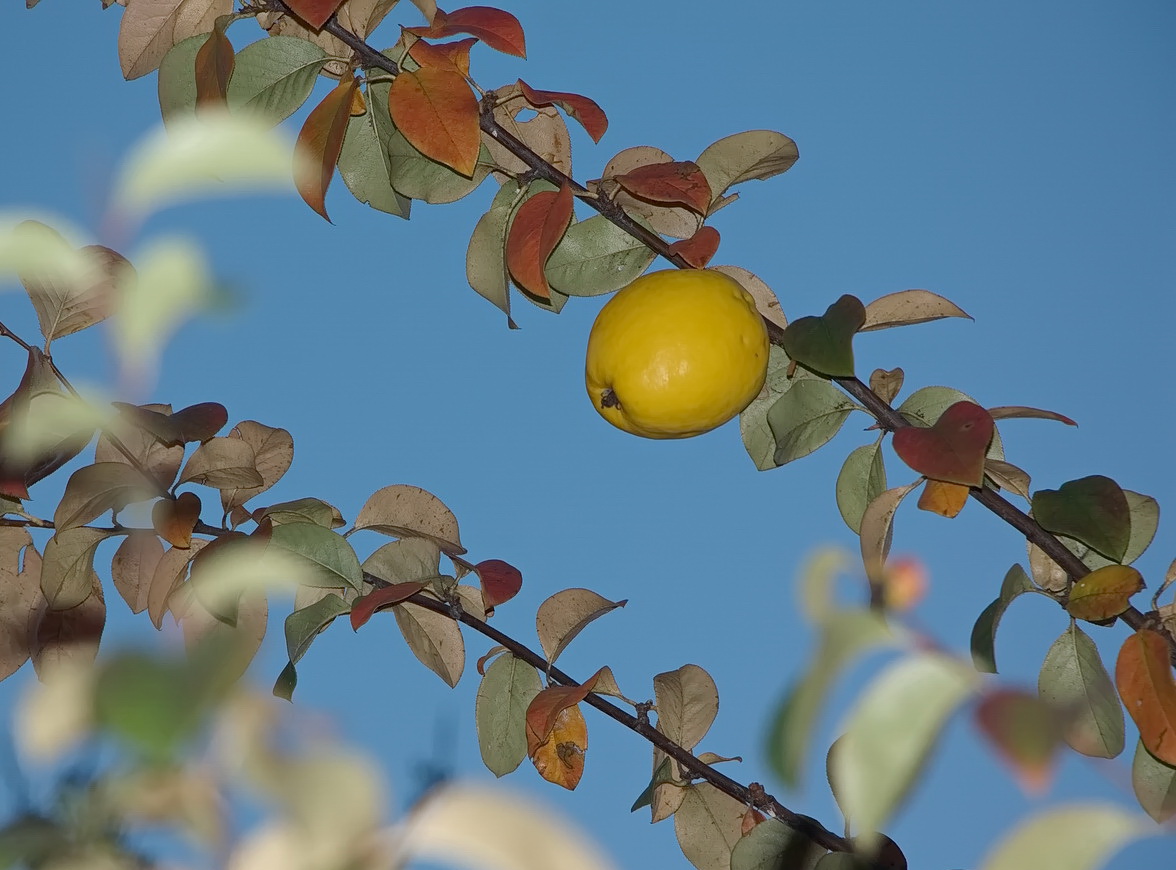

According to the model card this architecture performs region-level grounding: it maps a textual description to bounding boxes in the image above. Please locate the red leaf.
[668,226,720,268]
[295,77,358,222]
[525,667,603,756]
[409,36,478,77]
[406,6,527,57]
[611,161,712,215]
[892,401,995,488]
[194,23,234,110]
[475,558,521,610]
[388,65,480,177]
[517,79,607,143]
[350,581,427,630]
[283,0,346,30]
[505,183,574,300]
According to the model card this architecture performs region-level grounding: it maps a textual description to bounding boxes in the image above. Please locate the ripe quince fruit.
[585,269,769,439]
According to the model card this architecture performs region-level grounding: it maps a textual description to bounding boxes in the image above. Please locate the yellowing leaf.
[695,130,799,207]
[389,65,480,177]
[535,588,626,665]
[111,530,164,615]
[673,783,746,870]
[978,804,1149,870]
[711,266,786,333]
[147,540,208,629]
[178,437,264,489]
[54,462,157,531]
[1066,564,1143,622]
[530,704,587,790]
[219,421,294,512]
[294,77,358,222]
[859,481,921,588]
[485,83,573,179]
[118,0,233,80]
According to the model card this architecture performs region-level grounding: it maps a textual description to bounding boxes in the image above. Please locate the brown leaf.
[860,289,972,331]
[295,76,358,222]
[118,0,233,80]
[988,406,1078,427]
[406,5,527,57]
[505,183,574,300]
[353,484,465,555]
[869,367,904,405]
[516,79,607,143]
[30,573,105,679]
[178,437,264,490]
[653,664,718,751]
[1116,629,1176,765]
[389,65,480,177]
[668,226,720,268]
[40,528,113,611]
[153,492,203,549]
[484,83,572,179]
[194,19,233,110]
[0,528,41,680]
[147,540,208,629]
[54,462,157,531]
[917,479,970,518]
[530,704,587,790]
[612,161,712,216]
[22,242,127,346]
[220,421,294,512]
[96,403,185,490]
[711,265,786,332]
[111,531,163,614]
[393,600,465,686]
[535,588,626,665]
[985,459,1032,500]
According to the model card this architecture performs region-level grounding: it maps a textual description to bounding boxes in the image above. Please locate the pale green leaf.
[1038,623,1124,758]
[1132,739,1176,823]
[730,819,822,870]
[466,198,513,323]
[830,652,978,843]
[545,215,657,297]
[476,653,542,777]
[157,35,205,126]
[835,441,887,534]
[387,132,492,204]
[267,523,363,591]
[284,592,349,666]
[338,80,412,218]
[979,804,1149,870]
[228,36,329,123]
[970,564,1041,673]
[739,345,818,471]
[767,379,855,466]
[362,538,442,585]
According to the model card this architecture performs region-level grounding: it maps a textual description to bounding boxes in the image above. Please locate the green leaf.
[267,522,363,591]
[475,653,542,777]
[1038,623,1124,758]
[978,804,1149,870]
[730,818,823,870]
[544,215,657,297]
[338,80,412,218]
[255,497,345,529]
[1122,490,1160,565]
[157,36,205,126]
[896,386,1005,460]
[970,564,1041,673]
[0,815,64,869]
[1032,475,1131,563]
[387,131,492,204]
[227,36,329,124]
[739,346,817,470]
[362,537,442,585]
[830,652,978,844]
[273,660,297,702]
[767,609,896,787]
[780,295,865,378]
[835,441,887,534]
[1132,739,1176,823]
[284,592,350,666]
[767,379,855,466]
[630,756,675,813]
[466,193,515,325]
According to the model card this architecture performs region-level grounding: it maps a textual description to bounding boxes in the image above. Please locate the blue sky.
[1,1,1174,868]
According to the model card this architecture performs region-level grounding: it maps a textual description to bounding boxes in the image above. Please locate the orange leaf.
[531,704,586,789]
[668,226,720,268]
[1116,629,1176,766]
[525,667,603,757]
[194,23,234,111]
[917,478,969,517]
[350,581,427,630]
[295,77,358,222]
[1067,564,1144,622]
[505,183,574,300]
[283,0,346,30]
[409,36,477,77]
[152,492,202,549]
[611,161,712,215]
[388,65,480,177]
[406,5,526,57]
[516,79,607,143]
[741,807,766,836]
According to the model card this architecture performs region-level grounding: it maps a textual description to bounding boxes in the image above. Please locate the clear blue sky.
[1,1,1174,868]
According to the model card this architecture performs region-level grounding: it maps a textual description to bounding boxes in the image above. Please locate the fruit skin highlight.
[584,269,770,439]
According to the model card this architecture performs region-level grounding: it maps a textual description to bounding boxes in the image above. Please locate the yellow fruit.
[584,269,769,439]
